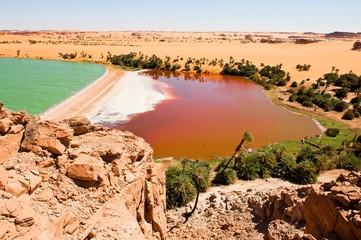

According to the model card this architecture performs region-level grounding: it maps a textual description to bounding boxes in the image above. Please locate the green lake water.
[0,58,106,115]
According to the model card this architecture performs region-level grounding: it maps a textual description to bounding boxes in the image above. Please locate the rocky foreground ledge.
[167,172,361,240]
[0,103,166,240]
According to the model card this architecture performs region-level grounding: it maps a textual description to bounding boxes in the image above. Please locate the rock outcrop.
[0,104,166,239]
[167,173,361,240]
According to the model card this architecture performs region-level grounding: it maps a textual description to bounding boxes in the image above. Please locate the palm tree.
[356,88,361,97]
[182,160,210,222]
[220,131,254,174]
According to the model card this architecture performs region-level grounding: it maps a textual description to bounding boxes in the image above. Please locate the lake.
[115,71,322,159]
[0,58,106,115]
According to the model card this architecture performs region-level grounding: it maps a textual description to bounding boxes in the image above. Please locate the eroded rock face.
[0,103,166,240]
[167,173,361,240]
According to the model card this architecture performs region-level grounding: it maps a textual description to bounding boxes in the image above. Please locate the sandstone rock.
[0,167,10,190]
[5,179,27,197]
[334,193,351,207]
[334,210,361,240]
[15,208,35,227]
[125,172,136,183]
[98,171,110,187]
[55,155,68,169]
[0,104,167,240]
[9,124,24,134]
[36,188,53,202]
[0,117,12,133]
[353,214,361,227]
[20,118,40,152]
[0,220,17,239]
[67,155,103,181]
[304,193,338,239]
[37,135,66,155]
[63,212,80,234]
[37,159,55,168]
[331,185,359,195]
[26,171,42,193]
[1,198,21,217]
[63,116,91,135]
[0,130,24,164]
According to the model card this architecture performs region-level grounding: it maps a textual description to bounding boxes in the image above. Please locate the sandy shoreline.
[40,66,123,121]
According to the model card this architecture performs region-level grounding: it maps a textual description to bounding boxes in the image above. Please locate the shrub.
[290,81,298,87]
[342,109,355,120]
[335,88,349,100]
[214,168,237,185]
[288,94,296,102]
[166,159,211,209]
[314,154,335,173]
[272,156,297,180]
[234,153,259,180]
[350,96,361,104]
[302,101,314,108]
[258,151,276,178]
[292,160,317,184]
[166,167,196,209]
[184,160,211,192]
[333,101,349,112]
[325,128,339,137]
[337,154,361,171]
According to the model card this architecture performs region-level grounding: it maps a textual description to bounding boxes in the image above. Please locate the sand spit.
[88,71,174,125]
[40,66,123,121]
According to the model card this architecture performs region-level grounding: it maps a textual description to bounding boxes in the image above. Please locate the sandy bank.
[40,66,123,121]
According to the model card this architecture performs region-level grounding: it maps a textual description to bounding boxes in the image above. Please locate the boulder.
[334,210,361,240]
[0,220,17,239]
[303,193,339,239]
[63,212,80,234]
[1,198,21,217]
[9,124,24,134]
[67,155,103,181]
[63,116,91,135]
[37,135,66,155]
[0,118,13,133]
[5,179,27,197]
[15,208,35,227]
[20,118,40,152]
[0,130,24,164]
[0,167,10,190]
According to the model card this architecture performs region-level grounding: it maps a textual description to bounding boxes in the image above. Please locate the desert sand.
[1,30,360,128]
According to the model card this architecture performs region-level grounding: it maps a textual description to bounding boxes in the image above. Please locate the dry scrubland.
[1,30,361,129]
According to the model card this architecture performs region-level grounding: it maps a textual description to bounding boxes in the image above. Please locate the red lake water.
[115,71,321,159]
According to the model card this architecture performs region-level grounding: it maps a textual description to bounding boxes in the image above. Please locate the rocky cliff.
[167,172,361,240]
[0,103,166,239]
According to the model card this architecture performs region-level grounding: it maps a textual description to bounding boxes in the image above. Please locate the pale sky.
[1,0,360,33]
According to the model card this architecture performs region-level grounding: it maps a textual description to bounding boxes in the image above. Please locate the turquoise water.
[0,58,106,114]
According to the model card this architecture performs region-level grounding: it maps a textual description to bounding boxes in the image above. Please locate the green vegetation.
[220,60,290,89]
[213,168,237,185]
[166,159,211,210]
[109,52,208,73]
[59,52,77,59]
[215,134,361,186]
[296,64,311,71]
